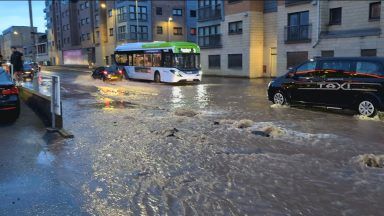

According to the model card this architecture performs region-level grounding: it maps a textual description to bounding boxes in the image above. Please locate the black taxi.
[268,57,384,117]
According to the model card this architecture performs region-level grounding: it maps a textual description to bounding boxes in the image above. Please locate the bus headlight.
[170,70,182,77]
[198,71,203,76]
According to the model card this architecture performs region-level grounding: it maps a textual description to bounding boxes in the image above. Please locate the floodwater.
[34,69,384,215]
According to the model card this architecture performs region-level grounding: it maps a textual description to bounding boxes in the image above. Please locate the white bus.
[114,41,202,83]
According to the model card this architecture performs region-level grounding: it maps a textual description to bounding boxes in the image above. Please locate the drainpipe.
[312,0,321,48]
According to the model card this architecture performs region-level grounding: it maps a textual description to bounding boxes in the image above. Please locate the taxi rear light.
[103,70,108,75]
[2,87,19,95]
[118,70,123,74]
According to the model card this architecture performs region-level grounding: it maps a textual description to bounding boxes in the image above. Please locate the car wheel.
[357,98,377,117]
[273,92,286,105]
[154,72,161,83]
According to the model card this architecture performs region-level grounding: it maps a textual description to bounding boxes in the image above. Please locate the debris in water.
[156,128,179,137]
[260,126,286,138]
[95,187,103,192]
[251,130,270,137]
[356,154,384,168]
[235,119,254,129]
[354,113,383,122]
[270,104,290,109]
[174,108,199,117]
[217,119,236,125]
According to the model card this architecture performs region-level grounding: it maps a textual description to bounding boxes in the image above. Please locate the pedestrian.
[10,46,23,83]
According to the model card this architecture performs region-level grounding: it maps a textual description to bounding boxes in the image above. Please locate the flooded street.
[18,69,384,215]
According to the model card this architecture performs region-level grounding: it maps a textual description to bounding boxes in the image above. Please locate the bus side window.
[133,54,144,67]
[144,54,152,67]
[153,53,161,67]
[164,53,172,67]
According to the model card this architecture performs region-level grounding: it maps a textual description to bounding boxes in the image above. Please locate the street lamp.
[168,17,173,42]
[100,3,106,9]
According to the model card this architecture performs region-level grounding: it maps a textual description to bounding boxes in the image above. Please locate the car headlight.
[198,71,203,75]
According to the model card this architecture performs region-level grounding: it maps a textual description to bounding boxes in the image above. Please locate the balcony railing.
[284,24,312,43]
[117,13,127,23]
[118,33,127,41]
[285,0,311,6]
[198,34,222,49]
[198,5,222,21]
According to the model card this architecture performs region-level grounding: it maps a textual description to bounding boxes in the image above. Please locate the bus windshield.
[173,54,200,71]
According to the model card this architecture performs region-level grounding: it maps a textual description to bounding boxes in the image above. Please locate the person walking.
[10,46,24,84]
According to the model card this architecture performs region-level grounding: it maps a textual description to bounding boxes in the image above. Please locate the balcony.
[117,13,127,23]
[118,33,127,41]
[198,6,221,21]
[285,0,311,7]
[198,35,222,49]
[284,24,312,43]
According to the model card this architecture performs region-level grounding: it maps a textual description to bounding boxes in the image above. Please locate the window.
[109,28,114,36]
[295,61,316,73]
[228,54,242,69]
[190,10,196,17]
[129,6,147,21]
[329,7,342,25]
[361,49,377,57]
[321,50,334,57]
[198,24,221,48]
[108,9,113,17]
[86,18,90,24]
[286,51,308,69]
[173,27,183,35]
[95,15,99,27]
[144,54,152,67]
[133,54,144,66]
[369,2,381,20]
[356,61,383,76]
[157,26,163,34]
[286,11,310,42]
[80,3,84,9]
[96,31,100,38]
[173,9,182,16]
[118,26,126,40]
[156,7,162,15]
[87,33,90,40]
[85,1,89,8]
[153,53,162,67]
[228,0,242,3]
[208,55,220,69]
[117,6,127,22]
[228,21,242,34]
[320,61,352,71]
[190,28,196,35]
[130,25,148,40]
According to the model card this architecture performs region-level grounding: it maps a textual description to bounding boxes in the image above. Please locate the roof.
[314,57,384,63]
[115,41,200,53]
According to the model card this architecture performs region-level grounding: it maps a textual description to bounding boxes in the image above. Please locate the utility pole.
[28,0,36,62]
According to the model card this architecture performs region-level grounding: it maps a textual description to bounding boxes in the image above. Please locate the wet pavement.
[2,67,384,215]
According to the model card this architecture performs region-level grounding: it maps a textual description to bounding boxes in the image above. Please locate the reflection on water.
[36,151,55,166]
[171,86,183,108]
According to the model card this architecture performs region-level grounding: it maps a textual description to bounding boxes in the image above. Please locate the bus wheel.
[154,72,161,83]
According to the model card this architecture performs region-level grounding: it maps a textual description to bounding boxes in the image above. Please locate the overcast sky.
[0,0,46,33]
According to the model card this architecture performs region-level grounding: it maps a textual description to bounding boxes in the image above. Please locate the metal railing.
[284,24,312,43]
[198,34,222,48]
[198,6,222,21]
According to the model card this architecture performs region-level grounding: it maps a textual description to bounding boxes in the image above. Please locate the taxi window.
[356,61,383,76]
[295,61,317,78]
[320,61,352,71]
[0,69,11,82]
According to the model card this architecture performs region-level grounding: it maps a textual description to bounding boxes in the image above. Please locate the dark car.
[22,63,35,79]
[30,62,41,72]
[268,57,384,117]
[0,69,20,122]
[92,65,124,81]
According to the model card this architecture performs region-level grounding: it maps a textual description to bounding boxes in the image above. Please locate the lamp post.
[13,31,25,53]
[168,17,173,42]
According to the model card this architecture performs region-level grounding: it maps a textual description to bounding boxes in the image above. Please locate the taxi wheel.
[357,98,378,117]
[273,91,287,105]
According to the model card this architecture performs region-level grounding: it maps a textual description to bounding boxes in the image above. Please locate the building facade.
[277,0,384,76]
[0,26,38,61]
[45,0,197,67]
[197,0,278,78]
